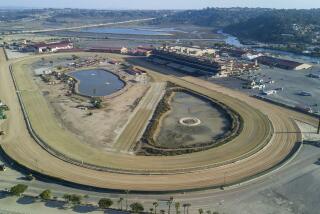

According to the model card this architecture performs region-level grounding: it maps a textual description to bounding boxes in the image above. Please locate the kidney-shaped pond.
[68,69,125,97]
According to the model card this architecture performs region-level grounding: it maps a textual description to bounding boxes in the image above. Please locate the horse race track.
[0,48,318,192]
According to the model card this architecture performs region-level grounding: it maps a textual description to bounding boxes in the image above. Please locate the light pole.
[317,116,320,134]
[317,106,320,134]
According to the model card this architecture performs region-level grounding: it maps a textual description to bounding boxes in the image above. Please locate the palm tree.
[198,208,204,214]
[183,204,187,214]
[117,199,120,209]
[153,201,159,214]
[175,202,180,214]
[186,203,191,214]
[167,197,174,214]
[125,190,130,211]
[118,197,124,210]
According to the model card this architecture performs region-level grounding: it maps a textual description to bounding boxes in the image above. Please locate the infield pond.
[68,69,125,97]
[156,92,232,148]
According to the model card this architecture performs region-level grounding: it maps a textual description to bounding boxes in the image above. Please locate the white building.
[169,46,217,57]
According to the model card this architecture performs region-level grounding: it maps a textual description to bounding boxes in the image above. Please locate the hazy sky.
[1,0,319,10]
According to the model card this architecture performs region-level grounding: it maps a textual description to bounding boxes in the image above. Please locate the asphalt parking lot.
[209,63,320,114]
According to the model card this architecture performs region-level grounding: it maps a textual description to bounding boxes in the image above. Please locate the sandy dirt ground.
[35,73,149,150]
[113,82,166,152]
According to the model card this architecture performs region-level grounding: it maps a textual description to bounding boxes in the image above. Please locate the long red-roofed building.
[32,41,73,53]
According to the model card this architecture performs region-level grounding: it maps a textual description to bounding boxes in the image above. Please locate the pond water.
[156,92,231,148]
[68,69,125,97]
[80,27,174,36]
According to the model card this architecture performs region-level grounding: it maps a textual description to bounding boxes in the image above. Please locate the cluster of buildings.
[168,46,217,57]
[87,46,152,56]
[5,39,312,77]
[149,45,260,77]
[147,44,313,78]
[123,67,149,84]
[149,49,221,76]
[255,56,312,70]
[5,40,74,53]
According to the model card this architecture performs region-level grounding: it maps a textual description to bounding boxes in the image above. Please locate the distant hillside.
[152,8,320,45]
[46,9,171,24]
[224,9,320,44]
[151,8,269,28]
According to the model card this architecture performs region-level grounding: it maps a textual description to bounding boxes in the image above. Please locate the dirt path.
[113,82,166,152]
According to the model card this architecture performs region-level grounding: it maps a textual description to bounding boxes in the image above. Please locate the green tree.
[63,194,72,204]
[10,184,28,196]
[39,189,52,201]
[63,194,82,205]
[130,202,144,213]
[175,202,180,214]
[98,198,113,209]
[206,211,212,214]
[199,208,204,214]
[91,97,102,109]
[160,210,165,214]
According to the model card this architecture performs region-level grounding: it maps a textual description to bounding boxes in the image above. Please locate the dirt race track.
[0,48,318,192]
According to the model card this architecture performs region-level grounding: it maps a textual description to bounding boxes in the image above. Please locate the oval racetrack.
[0,49,318,192]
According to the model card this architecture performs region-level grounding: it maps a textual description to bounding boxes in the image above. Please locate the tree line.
[7,184,222,213]
[151,8,320,45]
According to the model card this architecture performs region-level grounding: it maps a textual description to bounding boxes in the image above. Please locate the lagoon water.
[68,69,125,97]
[217,30,243,47]
[81,27,173,36]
